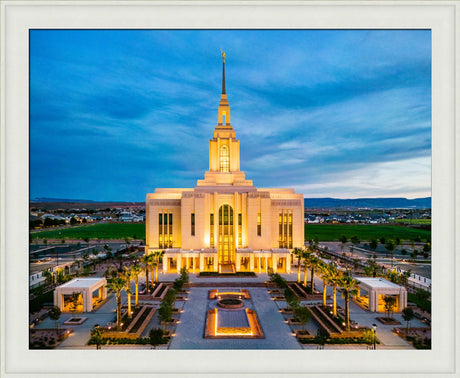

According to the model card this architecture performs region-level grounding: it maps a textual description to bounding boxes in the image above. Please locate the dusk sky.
[30,30,431,202]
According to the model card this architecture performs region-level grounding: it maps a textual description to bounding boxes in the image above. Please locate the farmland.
[30,223,145,241]
[305,224,431,242]
[31,222,430,243]
[394,218,431,225]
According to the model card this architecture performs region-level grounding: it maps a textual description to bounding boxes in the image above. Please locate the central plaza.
[33,270,422,350]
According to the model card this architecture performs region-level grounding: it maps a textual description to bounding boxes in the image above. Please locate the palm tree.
[121,267,135,319]
[326,264,343,316]
[302,248,312,288]
[131,263,142,306]
[292,248,303,283]
[141,254,154,293]
[152,250,165,283]
[308,255,321,294]
[318,261,330,307]
[107,277,127,330]
[339,275,359,330]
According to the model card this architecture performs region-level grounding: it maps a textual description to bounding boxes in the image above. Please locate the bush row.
[88,336,170,346]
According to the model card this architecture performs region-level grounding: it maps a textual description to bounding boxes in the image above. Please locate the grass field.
[31,222,431,243]
[305,224,431,242]
[30,223,146,240]
[394,219,431,225]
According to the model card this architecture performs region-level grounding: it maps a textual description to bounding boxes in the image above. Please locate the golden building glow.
[145,53,304,273]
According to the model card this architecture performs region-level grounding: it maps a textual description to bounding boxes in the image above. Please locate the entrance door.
[218,204,234,264]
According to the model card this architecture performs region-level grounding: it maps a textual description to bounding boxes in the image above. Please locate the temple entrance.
[218,204,234,269]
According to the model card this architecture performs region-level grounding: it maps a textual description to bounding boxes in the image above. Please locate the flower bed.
[29,328,72,349]
[129,307,152,334]
[299,336,377,345]
[64,317,87,325]
[217,298,244,309]
[376,317,401,325]
[88,336,171,346]
[199,272,256,277]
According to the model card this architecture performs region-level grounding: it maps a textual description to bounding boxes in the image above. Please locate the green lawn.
[394,219,431,225]
[30,223,146,240]
[305,224,431,242]
[31,222,431,243]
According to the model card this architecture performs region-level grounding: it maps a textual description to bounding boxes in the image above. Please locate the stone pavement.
[169,287,301,349]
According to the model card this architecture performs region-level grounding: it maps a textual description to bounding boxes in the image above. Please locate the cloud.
[29,29,431,201]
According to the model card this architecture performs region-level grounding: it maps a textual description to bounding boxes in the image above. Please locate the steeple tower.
[195,51,254,189]
[217,50,231,127]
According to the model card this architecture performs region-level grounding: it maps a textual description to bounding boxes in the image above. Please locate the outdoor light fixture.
[372,323,377,350]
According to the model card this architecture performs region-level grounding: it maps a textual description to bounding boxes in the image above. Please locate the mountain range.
[32,197,431,209]
[304,197,431,209]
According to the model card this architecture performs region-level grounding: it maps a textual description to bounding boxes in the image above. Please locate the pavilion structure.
[53,277,107,313]
[145,52,304,274]
[355,277,407,313]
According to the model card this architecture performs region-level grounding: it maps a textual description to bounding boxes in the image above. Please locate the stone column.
[265,257,268,273]
[273,255,278,273]
[176,255,182,273]
[249,254,254,272]
[213,256,218,272]
[82,290,88,312]
[102,285,107,299]
[200,254,204,272]
[258,256,261,273]
[235,253,241,271]
[163,255,168,273]
[286,254,291,273]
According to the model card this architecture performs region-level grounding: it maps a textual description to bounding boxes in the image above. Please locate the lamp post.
[372,323,377,350]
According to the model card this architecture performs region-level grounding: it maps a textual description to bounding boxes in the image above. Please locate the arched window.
[219,145,230,172]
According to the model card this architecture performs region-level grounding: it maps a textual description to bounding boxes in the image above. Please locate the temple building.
[145,53,304,274]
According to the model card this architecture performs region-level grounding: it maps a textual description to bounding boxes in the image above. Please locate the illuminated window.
[191,213,195,236]
[210,213,214,247]
[218,205,234,263]
[159,211,173,248]
[257,212,261,236]
[219,145,230,172]
[238,213,242,247]
[278,210,292,248]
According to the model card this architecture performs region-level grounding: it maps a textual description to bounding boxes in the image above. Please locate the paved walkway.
[169,287,301,349]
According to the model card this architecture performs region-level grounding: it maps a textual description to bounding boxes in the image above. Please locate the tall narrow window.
[257,212,261,236]
[238,213,242,247]
[218,205,234,263]
[210,213,214,247]
[279,210,292,248]
[159,213,163,248]
[219,145,230,172]
[191,213,195,236]
[159,211,173,248]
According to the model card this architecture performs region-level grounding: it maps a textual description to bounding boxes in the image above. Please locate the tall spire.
[217,50,231,127]
[221,50,226,94]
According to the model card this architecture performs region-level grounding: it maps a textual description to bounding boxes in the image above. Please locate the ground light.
[372,323,377,350]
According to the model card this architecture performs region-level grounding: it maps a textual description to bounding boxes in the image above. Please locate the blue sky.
[30,30,431,202]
